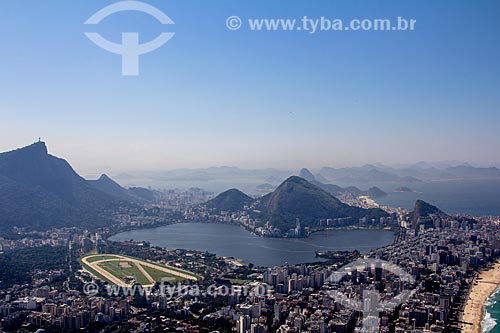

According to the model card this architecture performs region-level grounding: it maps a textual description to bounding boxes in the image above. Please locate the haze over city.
[1,0,500,174]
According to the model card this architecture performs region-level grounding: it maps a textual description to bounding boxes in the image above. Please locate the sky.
[0,0,499,175]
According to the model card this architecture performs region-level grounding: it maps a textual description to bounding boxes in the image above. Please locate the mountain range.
[109,162,500,196]
[317,166,421,183]
[298,168,387,198]
[88,174,157,204]
[205,176,388,232]
[0,142,156,236]
[317,164,500,183]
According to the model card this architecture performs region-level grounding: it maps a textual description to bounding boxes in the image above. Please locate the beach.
[462,260,500,333]
[358,195,380,208]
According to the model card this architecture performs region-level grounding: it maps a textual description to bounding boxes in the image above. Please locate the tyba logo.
[84,1,175,76]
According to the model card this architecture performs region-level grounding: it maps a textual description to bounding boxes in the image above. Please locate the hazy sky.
[1,0,499,174]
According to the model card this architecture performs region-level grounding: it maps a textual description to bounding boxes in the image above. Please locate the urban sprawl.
[0,188,499,333]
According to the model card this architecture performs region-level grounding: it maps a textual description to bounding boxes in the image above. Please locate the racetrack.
[81,254,198,287]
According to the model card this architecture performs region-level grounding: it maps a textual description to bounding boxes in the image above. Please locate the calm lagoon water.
[109,223,395,267]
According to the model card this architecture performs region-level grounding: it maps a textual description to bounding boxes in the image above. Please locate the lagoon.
[109,223,395,267]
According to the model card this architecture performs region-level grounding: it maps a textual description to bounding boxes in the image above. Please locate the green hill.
[255,176,388,232]
[206,188,253,212]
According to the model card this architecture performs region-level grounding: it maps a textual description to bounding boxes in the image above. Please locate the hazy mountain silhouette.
[88,174,156,203]
[318,166,421,183]
[0,142,132,235]
[129,187,158,202]
[88,174,136,201]
[298,168,316,182]
[366,186,388,198]
[295,169,387,198]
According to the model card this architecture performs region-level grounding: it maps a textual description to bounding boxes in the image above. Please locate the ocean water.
[374,179,500,332]
[483,286,500,332]
[365,179,500,216]
[116,177,500,217]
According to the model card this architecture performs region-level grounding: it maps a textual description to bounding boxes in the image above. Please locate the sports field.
[81,253,199,287]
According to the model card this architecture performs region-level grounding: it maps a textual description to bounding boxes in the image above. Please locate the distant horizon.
[1,1,499,174]
[3,134,500,176]
[1,140,499,180]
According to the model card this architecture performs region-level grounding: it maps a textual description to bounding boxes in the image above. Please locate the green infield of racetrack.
[142,265,182,283]
[79,253,199,285]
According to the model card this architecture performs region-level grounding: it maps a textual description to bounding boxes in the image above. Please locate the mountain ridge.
[88,174,155,203]
[0,142,140,235]
[256,177,388,231]
[297,168,387,198]
[205,176,388,233]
